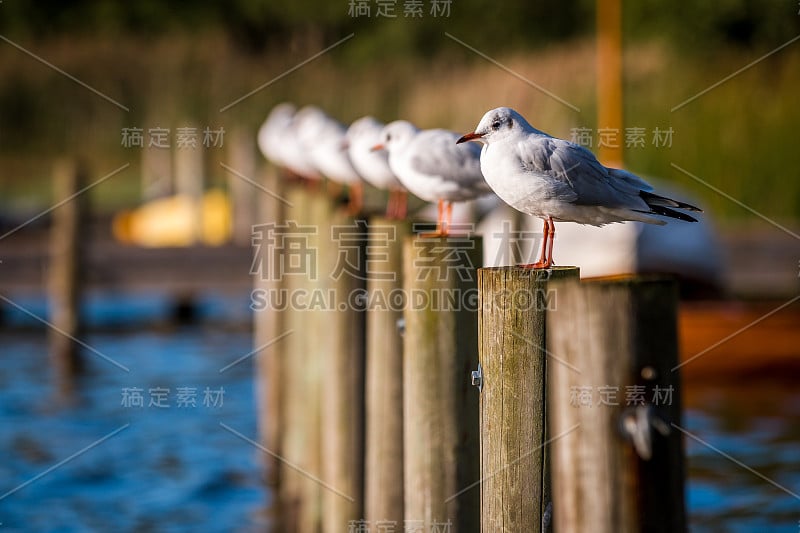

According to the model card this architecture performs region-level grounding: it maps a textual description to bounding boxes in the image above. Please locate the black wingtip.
[639,204,699,223]
[639,190,702,221]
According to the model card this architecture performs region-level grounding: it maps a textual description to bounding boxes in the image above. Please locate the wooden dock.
[247,180,705,532]
[1,163,799,531]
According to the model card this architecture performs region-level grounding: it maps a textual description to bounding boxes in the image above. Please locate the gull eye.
[491,120,501,130]
[386,133,392,142]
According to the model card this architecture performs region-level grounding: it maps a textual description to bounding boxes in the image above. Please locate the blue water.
[1,293,799,531]
[683,382,800,532]
[0,293,268,533]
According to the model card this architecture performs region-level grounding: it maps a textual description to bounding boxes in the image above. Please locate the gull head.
[372,120,419,152]
[457,107,532,145]
[347,116,382,141]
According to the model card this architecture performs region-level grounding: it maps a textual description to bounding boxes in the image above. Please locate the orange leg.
[437,199,444,234]
[442,201,453,236]
[545,217,555,267]
[346,182,363,216]
[326,179,342,198]
[420,199,446,238]
[386,190,396,219]
[394,190,408,220]
[305,176,322,192]
[520,218,554,269]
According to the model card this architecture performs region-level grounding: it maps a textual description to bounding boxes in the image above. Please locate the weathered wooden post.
[227,128,258,245]
[477,266,579,532]
[402,234,482,532]
[364,217,410,527]
[48,159,88,396]
[548,276,686,533]
[173,124,204,244]
[141,132,172,200]
[278,184,316,532]
[320,209,367,532]
[252,164,287,491]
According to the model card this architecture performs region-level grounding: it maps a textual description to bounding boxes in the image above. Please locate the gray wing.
[410,129,489,189]
[518,136,651,208]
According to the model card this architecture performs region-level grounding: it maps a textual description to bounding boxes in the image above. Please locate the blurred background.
[0,0,798,531]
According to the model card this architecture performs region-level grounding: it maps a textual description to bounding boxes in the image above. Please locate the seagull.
[295,106,363,213]
[458,107,700,268]
[373,120,491,236]
[258,102,296,169]
[258,104,321,182]
[346,116,408,219]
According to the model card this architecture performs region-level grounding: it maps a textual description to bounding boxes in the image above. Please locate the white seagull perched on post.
[258,104,320,182]
[295,106,364,212]
[373,120,491,236]
[458,107,700,268]
[257,102,296,169]
[346,116,409,219]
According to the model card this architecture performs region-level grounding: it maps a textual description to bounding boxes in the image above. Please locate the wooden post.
[402,235,482,532]
[278,184,316,532]
[477,266,580,532]
[364,217,410,526]
[293,190,332,533]
[253,165,287,496]
[141,136,172,200]
[48,159,88,396]
[227,128,258,245]
[173,125,204,244]
[320,208,366,532]
[548,276,687,533]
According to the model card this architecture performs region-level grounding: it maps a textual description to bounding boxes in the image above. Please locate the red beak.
[370,143,385,152]
[457,132,483,144]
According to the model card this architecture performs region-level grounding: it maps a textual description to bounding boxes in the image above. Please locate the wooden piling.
[227,128,258,245]
[320,208,366,532]
[547,276,686,533]
[278,184,316,532]
[173,127,204,244]
[48,159,88,396]
[364,217,410,526]
[253,164,287,492]
[402,235,482,532]
[141,137,172,200]
[477,266,580,532]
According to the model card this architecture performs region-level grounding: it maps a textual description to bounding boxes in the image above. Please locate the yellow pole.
[597,0,624,168]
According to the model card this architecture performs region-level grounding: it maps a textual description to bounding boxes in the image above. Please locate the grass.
[0,32,798,223]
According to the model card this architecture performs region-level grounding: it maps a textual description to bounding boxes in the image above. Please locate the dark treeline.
[1,0,796,58]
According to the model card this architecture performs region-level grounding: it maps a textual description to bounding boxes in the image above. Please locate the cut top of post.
[478,265,580,280]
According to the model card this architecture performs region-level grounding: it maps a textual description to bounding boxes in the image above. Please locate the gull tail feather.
[635,190,699,222]
[636,204,698,222]
[639,190,702,212]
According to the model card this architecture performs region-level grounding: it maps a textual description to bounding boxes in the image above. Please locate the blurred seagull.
[258,103,320,182]
[258,102,296,169]
[296,106,364,213]
[458,107,700,268]
[374,120,491,236]
[346,116,408,219]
